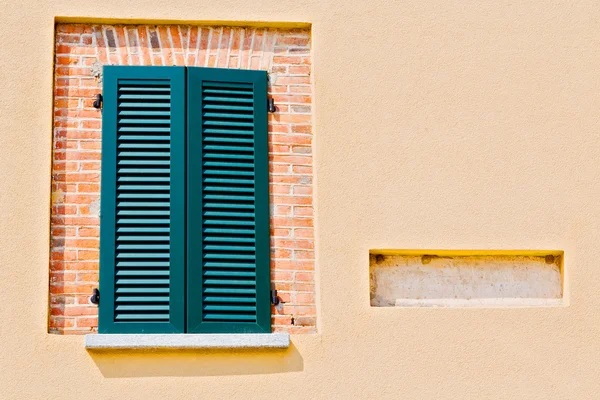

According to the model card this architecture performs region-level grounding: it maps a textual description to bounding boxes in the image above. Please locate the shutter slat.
[115,314,170,320]
[118,143,170,149]
[203,194,254,201]
[203,89,253,96]
[203,228,255,235]
[119,87,170,92]
[203,129,254,136]
[203,145,254,153]
[204,271,256,277]
[116,287,170,293]
[204,288,257,294]
[117,202,170,208]
[116,296,169,302]
[118,177,170,183]
[203,187,254,193]
[203,220,255,226]
[118,160,171,166]
[119,94,171,100]
[118,119,171,125]
[118,135,171,141]
[118,127,171,132]
[203,244,255,251]
[203,153,254,160]
[116,219,170,225]
[118,169,170,174]
[204,296,255,303]
[203,161,254,169]
[203,211,255,218]
[119,102,171,108]
[203,178,254,185]
[204,237,255,243]
[116,227,170,233]
[117,244,170,250]
[116,279,170,285]
[116,305,170,311]
[203,137,254,144]
[117,210,170,216]
[204,120,254,127]
[203,314,256,321]
[203,113,253,120]
[116,253,170,259]
[116,261,170,267]
[202,81,253,89]
[117,194,170,199]
[204,262,256,268]
[116,271,170,276]
[204,279,256,286]
[203,96,254,104]
[117,235,170,241]
[203,254,256,260]
[117,184,170,191]
[203,305,257,312]
[203,104,253,111]
[118,151,170,157]
[204,203,254,209]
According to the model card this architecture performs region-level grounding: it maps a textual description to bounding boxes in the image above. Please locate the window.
[98,66,271,334]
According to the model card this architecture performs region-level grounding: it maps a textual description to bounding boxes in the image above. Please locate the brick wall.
[50,24,315,334]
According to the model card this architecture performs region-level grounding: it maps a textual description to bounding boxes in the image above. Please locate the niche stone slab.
[369,251,563,307]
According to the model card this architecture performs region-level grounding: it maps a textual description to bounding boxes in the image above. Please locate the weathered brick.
[50,23,315,335]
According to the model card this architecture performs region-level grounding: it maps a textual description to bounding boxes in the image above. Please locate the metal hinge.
[270,289,280,305]
[90,288,100,305]
[268,97,276,113]
[93,94,103,110]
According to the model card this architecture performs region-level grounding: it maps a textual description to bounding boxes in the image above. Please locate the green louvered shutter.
[187,67,271,333]
[99,66,186,333]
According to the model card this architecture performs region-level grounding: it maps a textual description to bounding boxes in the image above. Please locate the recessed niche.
[369,250,563,307]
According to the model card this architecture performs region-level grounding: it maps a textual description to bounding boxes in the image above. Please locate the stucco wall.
[2,1,600,399]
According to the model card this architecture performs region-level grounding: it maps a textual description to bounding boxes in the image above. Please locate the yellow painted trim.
[54,16,311,28]
[370,249,564,257]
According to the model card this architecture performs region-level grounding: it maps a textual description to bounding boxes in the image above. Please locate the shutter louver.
[187,68,271,333]
[99,67,185,333]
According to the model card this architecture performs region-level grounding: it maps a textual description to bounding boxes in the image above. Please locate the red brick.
[295,250,315,260]
[77,183,100,193]
[49,317,75,328]
[78,250,99,260]
[269,155,312,165]
[294,228,314,239]
[51,23,315,335]
[65,239,98,249]
[76,317,98,328]
[78,227,100,237]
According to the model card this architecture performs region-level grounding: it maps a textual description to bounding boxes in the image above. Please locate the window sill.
[85,333,290,350]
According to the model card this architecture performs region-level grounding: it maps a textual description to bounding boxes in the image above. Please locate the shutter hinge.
[267,97,276,113]
[93,94,103,110]
[270,289,280,305]
[90,288,100,305]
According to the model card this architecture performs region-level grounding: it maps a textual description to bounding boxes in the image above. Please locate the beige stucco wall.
[1,1,600,399]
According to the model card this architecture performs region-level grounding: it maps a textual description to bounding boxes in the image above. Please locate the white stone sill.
[85,333,290,350]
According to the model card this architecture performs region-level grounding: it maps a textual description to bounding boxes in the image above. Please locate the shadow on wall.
[88,343,303,378]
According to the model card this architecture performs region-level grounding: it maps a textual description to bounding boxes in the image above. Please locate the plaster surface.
[370,253,562,306]
[2,1,600,399]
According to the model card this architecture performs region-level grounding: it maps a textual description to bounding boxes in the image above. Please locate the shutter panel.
[187,67,270,333]
[99,66,186,333]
